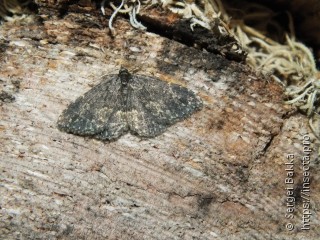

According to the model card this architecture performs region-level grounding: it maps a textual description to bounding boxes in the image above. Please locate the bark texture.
[0,1,319,239]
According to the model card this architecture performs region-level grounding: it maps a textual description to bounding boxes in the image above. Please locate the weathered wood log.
[0,1,319,239]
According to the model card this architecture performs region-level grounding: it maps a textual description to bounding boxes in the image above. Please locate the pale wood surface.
[0,2,319,239]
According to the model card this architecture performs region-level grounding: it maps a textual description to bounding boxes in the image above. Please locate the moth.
[57,67,203,140]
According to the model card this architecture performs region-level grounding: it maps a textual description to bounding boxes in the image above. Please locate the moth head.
[119,67,132,86]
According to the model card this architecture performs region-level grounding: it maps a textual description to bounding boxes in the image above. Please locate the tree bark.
[0,1,319,239]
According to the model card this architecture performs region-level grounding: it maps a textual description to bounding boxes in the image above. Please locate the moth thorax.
[119,68,132,86]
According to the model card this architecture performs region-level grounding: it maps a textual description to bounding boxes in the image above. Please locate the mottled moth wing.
[57,75,128,139]
[127,75,203,137]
